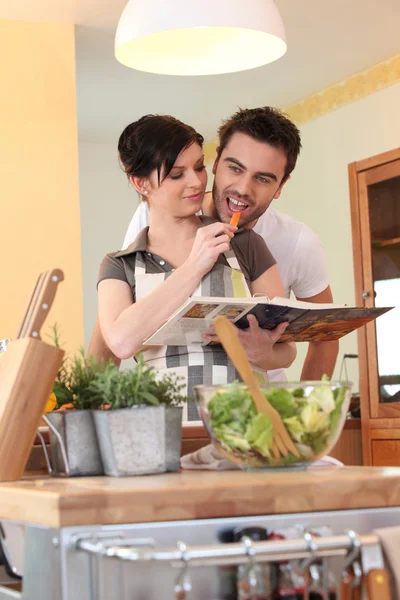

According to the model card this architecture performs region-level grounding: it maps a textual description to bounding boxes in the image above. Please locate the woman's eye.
[196,165,206,172]
[170,173,183,180]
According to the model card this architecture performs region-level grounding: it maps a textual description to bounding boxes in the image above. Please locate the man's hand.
[236,315,288,363]
[204,315,295,370]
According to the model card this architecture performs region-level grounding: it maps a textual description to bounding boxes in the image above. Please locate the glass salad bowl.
[194,380,352,470]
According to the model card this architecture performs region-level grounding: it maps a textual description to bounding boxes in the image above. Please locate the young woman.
[97,115,296,419]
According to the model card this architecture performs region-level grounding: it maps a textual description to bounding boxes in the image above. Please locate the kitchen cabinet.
[0,469,399,598]
[348,147,400,465]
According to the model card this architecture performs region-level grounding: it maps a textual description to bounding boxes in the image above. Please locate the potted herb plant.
[91,355,186,476]
[46,326,112,476]
[151,372,185,472]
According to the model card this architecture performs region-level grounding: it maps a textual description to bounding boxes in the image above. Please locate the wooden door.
[349,149,400,464]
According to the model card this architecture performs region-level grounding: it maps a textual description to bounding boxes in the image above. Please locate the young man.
[90,107,338,380]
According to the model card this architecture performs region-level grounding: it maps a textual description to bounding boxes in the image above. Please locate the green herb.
[48,324,187,411]
[153,371,187,407]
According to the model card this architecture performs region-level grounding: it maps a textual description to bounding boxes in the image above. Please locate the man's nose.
[234,173,253,198]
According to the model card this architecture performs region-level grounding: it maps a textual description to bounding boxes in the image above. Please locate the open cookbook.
[143,295,392,345]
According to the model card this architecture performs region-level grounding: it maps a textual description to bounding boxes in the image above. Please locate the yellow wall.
[0,20,83,355]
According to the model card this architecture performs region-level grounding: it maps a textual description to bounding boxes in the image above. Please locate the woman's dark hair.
[118,115,204,185]
[217,107,301,182]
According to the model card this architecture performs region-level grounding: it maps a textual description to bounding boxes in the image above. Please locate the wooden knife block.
[0,338,64,481]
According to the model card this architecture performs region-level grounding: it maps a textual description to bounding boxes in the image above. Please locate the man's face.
[212,132,288,228]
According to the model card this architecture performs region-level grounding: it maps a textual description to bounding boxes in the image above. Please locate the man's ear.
[130,176,149,196]
[274,175,291,200]
[212,148,220,175]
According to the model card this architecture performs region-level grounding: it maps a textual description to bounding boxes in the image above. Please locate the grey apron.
[134,249,269,420]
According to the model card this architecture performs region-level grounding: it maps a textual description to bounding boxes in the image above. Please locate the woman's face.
[146,142,207,217]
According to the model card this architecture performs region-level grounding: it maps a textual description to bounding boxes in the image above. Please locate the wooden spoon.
[214,316,300,459]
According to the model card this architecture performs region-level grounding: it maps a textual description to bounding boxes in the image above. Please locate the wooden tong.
[214,315,300,460]
[16,269,64,340]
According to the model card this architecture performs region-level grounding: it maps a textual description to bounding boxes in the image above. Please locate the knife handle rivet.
[375,574,384,584]
[42,303,49,310]
[32,331,38,338]
[52,276,58,282]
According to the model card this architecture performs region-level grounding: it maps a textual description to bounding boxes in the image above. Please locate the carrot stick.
[56,403,75,412]
[230,212,240,227]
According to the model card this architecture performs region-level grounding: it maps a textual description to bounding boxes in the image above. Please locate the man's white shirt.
[122,200,330,381]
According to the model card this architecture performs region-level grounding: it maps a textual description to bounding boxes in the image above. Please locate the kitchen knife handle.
[17,269,64,340]
[16,272,44,339]
[366,568,391,599]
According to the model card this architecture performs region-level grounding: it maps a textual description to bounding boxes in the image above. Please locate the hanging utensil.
[361,540,391,600]
[341,531,362,600]
[174,541,192,600]
[300,531,318,600]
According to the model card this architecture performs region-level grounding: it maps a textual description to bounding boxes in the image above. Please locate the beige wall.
[283,81,400,384]
[78,141,137,349]
[0,20,83,355]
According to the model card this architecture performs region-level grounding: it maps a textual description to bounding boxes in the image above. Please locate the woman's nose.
[189,169,206,188]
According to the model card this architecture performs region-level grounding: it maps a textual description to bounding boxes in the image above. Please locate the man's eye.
[229,165,241,173]
[258,177,271,184]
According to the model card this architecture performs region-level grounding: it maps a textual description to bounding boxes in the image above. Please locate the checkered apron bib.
[135,249,269,420]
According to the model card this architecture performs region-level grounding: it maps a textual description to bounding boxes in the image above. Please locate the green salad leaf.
[207,379,349,464]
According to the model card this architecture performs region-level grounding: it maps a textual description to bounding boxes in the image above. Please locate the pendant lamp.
[115,0,286,76]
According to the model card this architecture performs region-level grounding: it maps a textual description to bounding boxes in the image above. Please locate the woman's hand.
[185,222,237,278]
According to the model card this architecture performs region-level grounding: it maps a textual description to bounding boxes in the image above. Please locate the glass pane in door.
[368,175,400,403]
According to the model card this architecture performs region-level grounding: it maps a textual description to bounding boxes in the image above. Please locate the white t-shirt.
[122,200,330,380]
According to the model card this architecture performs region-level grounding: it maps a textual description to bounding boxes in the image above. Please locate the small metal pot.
[46,410,104,476]
[165,406,183,472]
[93,405,166,476]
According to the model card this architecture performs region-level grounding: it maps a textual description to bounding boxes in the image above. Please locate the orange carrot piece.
[230,212,240,227]
[56,403,75,412]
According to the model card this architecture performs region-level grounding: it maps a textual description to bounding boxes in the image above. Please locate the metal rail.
[76,532,378,569]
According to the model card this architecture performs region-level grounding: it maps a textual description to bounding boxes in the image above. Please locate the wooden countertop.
[0,467,399,528]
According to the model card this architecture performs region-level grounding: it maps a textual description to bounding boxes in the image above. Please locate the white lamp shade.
[115,0,287,76]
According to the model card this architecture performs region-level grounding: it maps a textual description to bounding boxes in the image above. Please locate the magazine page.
[144,298,257,346]
[276,306,391,342]
[235,304,392,342]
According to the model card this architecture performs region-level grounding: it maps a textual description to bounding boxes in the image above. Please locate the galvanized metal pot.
[165,406,183,472]
[93,405,166,476]
[46,410,104,476]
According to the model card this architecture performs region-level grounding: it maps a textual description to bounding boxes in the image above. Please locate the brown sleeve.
[97,253,135,293]
[232,229,276,282]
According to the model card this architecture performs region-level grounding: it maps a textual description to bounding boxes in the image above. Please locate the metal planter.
[165,406,183,472]
[93,405,166,476]
[46,410,104,476]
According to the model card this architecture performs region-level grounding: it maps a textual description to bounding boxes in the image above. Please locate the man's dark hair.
[217,107,301,182]
[118,114,204,185]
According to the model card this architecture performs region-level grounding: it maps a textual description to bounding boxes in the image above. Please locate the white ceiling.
[2,0,400,142]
